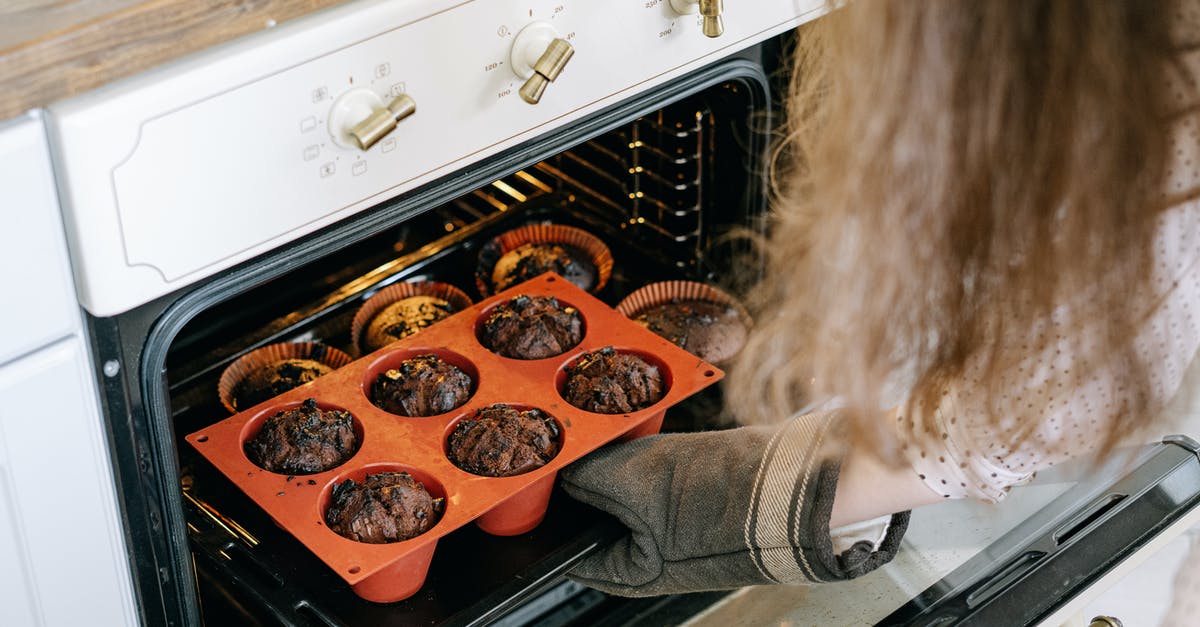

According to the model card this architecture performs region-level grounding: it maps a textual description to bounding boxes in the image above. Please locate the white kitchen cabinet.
[0,113,135,627]
[0,339,137,627]
[0,115,79,365]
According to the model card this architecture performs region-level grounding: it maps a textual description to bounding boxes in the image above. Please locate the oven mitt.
[559,410,911,597]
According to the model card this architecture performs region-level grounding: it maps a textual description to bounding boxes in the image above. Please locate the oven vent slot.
[1052,492,1127,547]
[964,549,1046,609]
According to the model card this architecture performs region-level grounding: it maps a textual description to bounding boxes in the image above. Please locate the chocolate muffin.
[361,296,456,353]
[562,347,665,414]
[325,471,444,544]
[232,359,333,411]
[244,398,358,474]
[447,405,561,477]
[481,295,583,360]
[370,354,474,417]
[634,299,748,363]
[491,243,597,292]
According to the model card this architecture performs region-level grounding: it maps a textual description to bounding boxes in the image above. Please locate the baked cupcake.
[617,281,752,364]
[447,404,561,477]
[369,354,474,417]
[493,243,597,292]
[325,471,444,544]
[352,282,473,355]
[219,343,352,413]
[480,295,583,360]
[476,224,613,295]
[244,399,359,474]
[634,301,747,363]
[562,347,665,414]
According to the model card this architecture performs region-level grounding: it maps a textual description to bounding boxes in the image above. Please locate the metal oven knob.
[327,87,417,151]
[670,0,724,38]
[509,21,575,105]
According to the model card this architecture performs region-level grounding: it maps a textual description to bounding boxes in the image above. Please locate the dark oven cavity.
[157,61,773,626]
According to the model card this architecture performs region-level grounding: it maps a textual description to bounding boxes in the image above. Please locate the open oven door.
[680,434,1200,627]
[878,435,1200,627]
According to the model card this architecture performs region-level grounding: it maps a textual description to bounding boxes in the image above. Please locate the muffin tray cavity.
[185,273,723,603]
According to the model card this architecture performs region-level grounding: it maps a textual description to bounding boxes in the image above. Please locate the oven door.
[678,433,1200,627]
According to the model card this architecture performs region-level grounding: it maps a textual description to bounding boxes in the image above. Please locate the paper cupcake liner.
[218,342,353,414]
[616,281,753,326]
[616,281,753,365]
[475,224,614,297]
[351,281,474,356]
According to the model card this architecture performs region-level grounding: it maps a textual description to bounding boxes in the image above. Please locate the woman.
[560,1,1200,596]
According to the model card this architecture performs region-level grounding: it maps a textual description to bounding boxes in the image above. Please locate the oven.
[41,2,813,624]
[29,0,1200,625]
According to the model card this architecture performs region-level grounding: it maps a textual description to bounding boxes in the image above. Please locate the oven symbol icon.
[320,162,336,178]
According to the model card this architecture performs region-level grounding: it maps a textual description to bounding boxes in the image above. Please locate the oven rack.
[165,100,721,398]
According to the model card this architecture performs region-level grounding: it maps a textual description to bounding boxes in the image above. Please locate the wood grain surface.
[0,0,352,121]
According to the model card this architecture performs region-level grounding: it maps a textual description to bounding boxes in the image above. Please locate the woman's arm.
[832,441,944,528]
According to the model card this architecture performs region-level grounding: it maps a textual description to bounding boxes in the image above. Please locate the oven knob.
[509,21,574,104]
[670,0,724,38]
[327,87,417,151]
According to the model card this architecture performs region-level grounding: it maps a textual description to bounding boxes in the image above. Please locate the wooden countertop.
[0,0,353,121]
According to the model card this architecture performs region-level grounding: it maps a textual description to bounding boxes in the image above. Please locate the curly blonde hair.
[728,1,1182,461]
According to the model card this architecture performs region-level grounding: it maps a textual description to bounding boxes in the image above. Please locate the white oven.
[3,1,1199,625]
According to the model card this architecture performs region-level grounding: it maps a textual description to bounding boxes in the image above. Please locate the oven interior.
[163,67,772,626]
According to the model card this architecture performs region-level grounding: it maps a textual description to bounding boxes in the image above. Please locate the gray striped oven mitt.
[559,411,910,597]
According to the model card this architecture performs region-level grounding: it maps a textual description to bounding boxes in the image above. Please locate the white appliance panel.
[0,115,79,365]
[50,0,821,316]
[0,472,38,627]
[0,338,136,627]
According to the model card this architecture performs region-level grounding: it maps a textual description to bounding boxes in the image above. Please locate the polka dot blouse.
[899,43,1200,504]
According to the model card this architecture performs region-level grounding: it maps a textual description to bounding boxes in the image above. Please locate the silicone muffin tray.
[185,273,724,603]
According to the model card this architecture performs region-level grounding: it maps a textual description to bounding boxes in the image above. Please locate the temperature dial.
[328,87,417,151]
[509,22,575,104]
[670,0,724,38]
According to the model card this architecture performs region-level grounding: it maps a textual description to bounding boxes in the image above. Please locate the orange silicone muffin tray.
[185,273,724,603]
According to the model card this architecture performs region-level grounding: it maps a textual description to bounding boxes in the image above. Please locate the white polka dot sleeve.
[899,162,1200,504]
[900,200,1200,502]
[897,27,1200,502]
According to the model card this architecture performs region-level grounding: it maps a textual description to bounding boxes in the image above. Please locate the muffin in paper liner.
[616,280,753,365]
[218,342,352,414]
[351,281,473,356]
[475,223,613,297]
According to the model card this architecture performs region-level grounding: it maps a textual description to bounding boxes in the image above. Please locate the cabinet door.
[0,114,78,365]
[0,338,135,626]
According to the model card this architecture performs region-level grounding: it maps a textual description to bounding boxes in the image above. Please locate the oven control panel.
[49,0,822,317]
